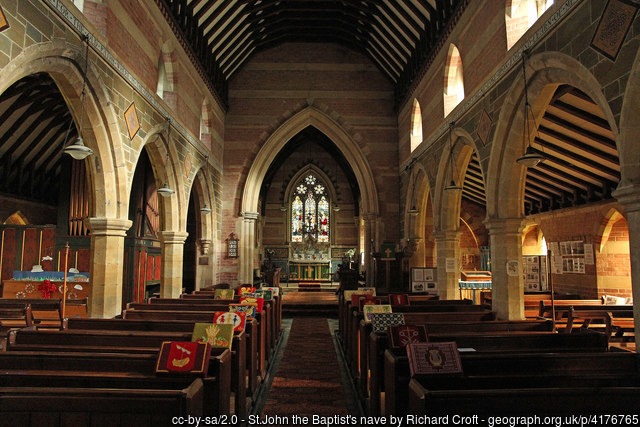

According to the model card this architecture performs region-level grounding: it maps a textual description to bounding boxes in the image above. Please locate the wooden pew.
[127,300,272,369]
[408,378,640,417]
[0,349,230,419]
[351,308,495,389]
[63,317,250,418]
[338,294,447,351]
[0,383,204,426]
[346,301,485,378]
[0,298,87,329]
[122,309,261,399]
[384,336,616,416]
[152,294,283,357]
[365,319,555,415]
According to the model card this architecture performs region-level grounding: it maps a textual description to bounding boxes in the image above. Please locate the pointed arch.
[434,127,482,231]
[3,211,29,225]
[241,106,379,217]
[0,40,128,220]
[486,51,619,220]
[134,123,182,232]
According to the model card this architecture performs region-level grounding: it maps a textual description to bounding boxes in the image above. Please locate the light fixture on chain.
[406,159,419,215]
[200,156,212,213]
[63,35,94,160]
[157,117,175,197]
[516,49,546,167]
[444,122,462,191]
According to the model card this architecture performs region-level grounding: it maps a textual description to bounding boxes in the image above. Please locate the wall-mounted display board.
[411,267,437,293]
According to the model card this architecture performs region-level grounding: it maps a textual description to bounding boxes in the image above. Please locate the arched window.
[73,0,84,12]
[506,0,554,50]
[156,57,168,98]
[443,44,465,117]
[291,173,329,243]
[3,211,28,225]
[410,99,423,152]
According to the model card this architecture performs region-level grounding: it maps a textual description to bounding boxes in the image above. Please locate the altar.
[288,262,331,282]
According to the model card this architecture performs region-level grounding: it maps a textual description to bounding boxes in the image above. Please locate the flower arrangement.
[344,248,356,258]
[38,279,57,299]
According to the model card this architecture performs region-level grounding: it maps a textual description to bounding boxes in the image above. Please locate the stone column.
[433,229,461,300]
[85,217,132,318]
[485,217,525,320]
[240,212,259,285]
[612,184,640,340]
[195,239,213,290]
[159,230,189,298]
[363,213,377,284]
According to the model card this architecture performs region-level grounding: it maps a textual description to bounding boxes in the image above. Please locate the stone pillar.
[434,230,461,300]
[612,184,640,341]
[86,217,132,318]
[240,212,259,285]
[363,213,377,283]
[159,230,189,298]
[485,217,525,320]
[195,239,213,291]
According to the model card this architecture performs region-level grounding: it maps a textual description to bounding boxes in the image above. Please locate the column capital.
[362,212,378,221]
[613,184,640,213]
[85,217,132,236]
[433,229,462,241]
[199,239,212,255]
[242,211,259,221]
[158,230,189,244]
[483,217,525,235]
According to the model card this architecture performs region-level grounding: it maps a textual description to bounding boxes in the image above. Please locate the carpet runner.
[260,317,354,418]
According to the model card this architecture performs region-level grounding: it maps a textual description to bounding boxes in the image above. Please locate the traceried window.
[291,173,329,243]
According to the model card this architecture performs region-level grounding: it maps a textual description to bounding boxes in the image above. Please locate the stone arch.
[242,106,379,217]
[0,40,128,220]
[187,163,215,243]
[486,51,619,220]
[135,123,182,232]
[597,207,625,253]
[404,162,430,239]
[405,162,436,268]
[434,126,481,231]
[617,46,640,188]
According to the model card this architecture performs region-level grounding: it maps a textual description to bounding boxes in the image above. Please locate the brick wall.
[222,43,398,284]
[597,217,632,298]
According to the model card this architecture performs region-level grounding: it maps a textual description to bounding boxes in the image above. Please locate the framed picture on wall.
[226,233,238,259]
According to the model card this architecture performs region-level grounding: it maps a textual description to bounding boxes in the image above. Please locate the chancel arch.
[240,106,380,283]
[258,126,359,284]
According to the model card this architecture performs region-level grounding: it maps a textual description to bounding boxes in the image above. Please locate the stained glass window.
[292,196,303,242]
[318,196,329,242]
[290,173,329,242]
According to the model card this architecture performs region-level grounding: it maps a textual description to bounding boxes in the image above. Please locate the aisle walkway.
[258,316,359,419]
